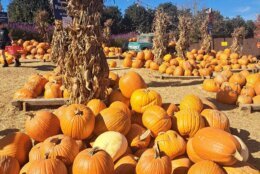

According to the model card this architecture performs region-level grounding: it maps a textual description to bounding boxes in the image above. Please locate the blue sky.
[1,0,259,20]
[105,0,260,20]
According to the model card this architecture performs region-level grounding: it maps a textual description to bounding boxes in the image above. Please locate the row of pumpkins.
[2,71,259,173]
[103,46,123,57]
[16,39,52,61]
[120,48,259,77]
[202,70,260,105]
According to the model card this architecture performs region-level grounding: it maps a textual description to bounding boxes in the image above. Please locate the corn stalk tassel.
[200,17,212,53]
[63,0,109,104]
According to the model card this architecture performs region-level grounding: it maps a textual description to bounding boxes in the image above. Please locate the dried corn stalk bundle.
[63,0,109,104]
[51,20,65,64]
[103,19,114,46]
[153,9,171,65]
[176,15,192,59]
[34,10,50,42]
[200,17,212,53]
[230,27,245,55]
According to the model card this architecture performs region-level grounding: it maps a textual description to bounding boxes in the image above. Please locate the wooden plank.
[231,68,259,73]
[154,75,211,80]
[106,55,123,59]
[239,104,260,114]
[19,59,51,63]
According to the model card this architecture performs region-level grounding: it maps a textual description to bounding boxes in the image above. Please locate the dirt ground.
[0,60,259,169]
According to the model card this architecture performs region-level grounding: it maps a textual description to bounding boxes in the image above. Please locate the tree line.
[7,1,257,42]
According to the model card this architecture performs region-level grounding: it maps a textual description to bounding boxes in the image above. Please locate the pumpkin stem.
[140,129,151,141]
[134,156,139,161]
[153,142,161,159]
[233,150,243,162]
[75,109,84,116]
[44,153,50,159]
[89,147,100,156]
[50,138,62,145]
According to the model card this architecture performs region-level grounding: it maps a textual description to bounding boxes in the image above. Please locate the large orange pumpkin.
[186,138,204,163]
[110,101,131,118]
[126,124,151,150]
[179,94,203,113]
[246,74,260,87]
[192,127,243,165]
[173,109,205,138]
[188,160,225,174]
[13,88,34,99]
[155,130,186,159]
[53,105,67,120]
[240,86,256,97]
[130,89,162,113]
[216,87,238,105]
[142,106,172,137]
[171,156,192,174]
[72,148,114,174]
[254,81,260,95]
[136,145,172,174]
[114,154,138,174]
[0,132,32,165]
[44,81,63,99]
[253,95,260,104]
[108,90,130,106]
[25,110,60,142]
[94,107,131,136]
[41,134,79,166]
[202,79,220,92]
[201,109,230,132]
[119,71,147,98]
[123,57,132,67]
[144,50,154,60]
[87,99,107,116]
[229,73,246,87]
[0,156,20,174]
[60,104,95,140]
[29,143,43,161]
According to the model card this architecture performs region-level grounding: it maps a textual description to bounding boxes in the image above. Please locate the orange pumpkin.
[87,99,107,116]
[202,79,220,92]
[73,148,114,174]
[144,60,152,68]
[0,132,32,165]
[53,105,67,120]
[136,145,172,174]
[201,109,230,132]
[0,156,20,174]
[229,73,246,87]
[192,127,243,165]
[144,50,154,60]
[119,71,147,98]
[114,154,138,174]
[171,156,192,174]
[253,95,260,104]
[94,107,131,136]
[108,90,130,106]
[246,74,260,87]
[173,109,205,138]
[126,124,151,150]
[240,86,256,97]
[44,81,63,99]
[237,95,253,105]
[13,88,34,99]
[110,101,131,118]
[239,70,250,78]
[123,57,132,67]
[109,72,119,88]
[188,160,225,174]
[41,134,79,165]
[142,106,172,137]
[132,60,143,68]
[130,89,162,113]
[155,130,186,159]
[186,138,204,163]
[173,66,184,76]
[254,81,260,95]
[216,87,238,105]
[60,104,95,140]
[136,51,145,60]
[179,94,203,113]
[162,103,179,117]
[29,143,43,161]
[150,62,159,70]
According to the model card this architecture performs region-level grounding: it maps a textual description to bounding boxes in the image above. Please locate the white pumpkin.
[93,131,128,162]
[234,135,249,162]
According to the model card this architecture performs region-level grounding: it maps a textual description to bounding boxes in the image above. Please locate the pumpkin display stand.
[155,74,211,80]
[239,104,260,114]
[106,54,124,59]
[19,58,51,63]
[11,98,69,111]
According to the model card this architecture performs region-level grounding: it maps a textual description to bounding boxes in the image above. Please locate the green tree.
[157,3,178,32]
[102,6,123,34]
[124,4,154,33]
[8,0,53,23]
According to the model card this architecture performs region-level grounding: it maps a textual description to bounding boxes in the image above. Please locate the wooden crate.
[155,74,211,80]
[12,98,69,111]
[239,104,260,114]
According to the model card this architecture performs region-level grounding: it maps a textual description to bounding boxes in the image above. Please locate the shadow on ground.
[0,128,20,136]
[26,65,56,71]
[148,80,203,87]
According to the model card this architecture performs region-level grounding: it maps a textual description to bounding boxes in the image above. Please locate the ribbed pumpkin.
[229,73,246,87]
[60,104,95,140]
[26,74,48,96]
[201,109,230,132]
[216,87,238,105]
[173,66,184,76]
[93,131,128,162]
[0,156,20,174]
[173,109,205,138]
[25,111,60,142]
[142,106,172,137]
[179,94,203,113]
[53,105,67,120]
[254,81,260,95]
[188,160,225,174]
[136,144,172,174]
[126,124,151,150]
[110,101,131,118]
[94,107,131,136]
[130,89,162,113]
[136,51,145,60]
[171,156,191,174]
[44,81,62,99]
[223,162,259,174]
[0,132,32,165]
[13,88,35,99]
[240,70,250,78]
[202,79,220,92]
[40,134,79,165]
[87,99,107,116]
[162,103,179,117]
[192,127,243,165]
[27,158,67,174]
[132,60,143,68]
[19,161,32,174]
[108,90,130,106]
[253,95,260,104]
[114,154,138,174]
[246,74,260,87]
[144,60,152,68]
[144,50,154,60]
[186,138,204,163]
[29,143,43,161]
[119,71,147,98]
[240,86,256,97]
[72,148,114,174]
[237,95,253,105]
[155,130,186,159]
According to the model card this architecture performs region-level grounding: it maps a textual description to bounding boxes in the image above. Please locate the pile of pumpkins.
[16,39,52,61]
[202,70,260,105]
[2,71,258,174]
[13,72,69,100]
[103,46,123,57]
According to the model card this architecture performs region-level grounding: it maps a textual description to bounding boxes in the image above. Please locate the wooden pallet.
[106,55,123,59]
[239,104,260,114]
[12,98,69,111]
[19,59,51,63]
[231,68,259,73]
[155,74,211,80]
